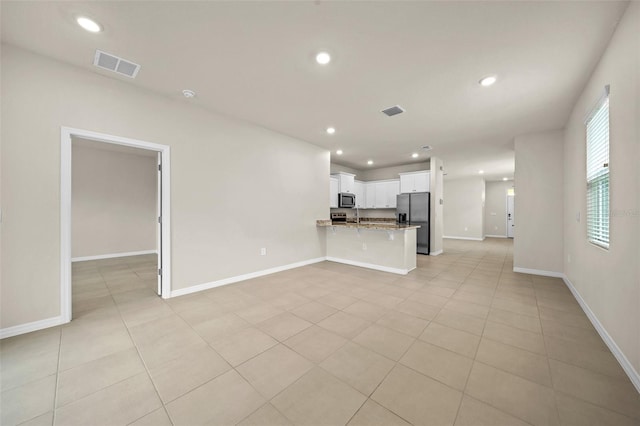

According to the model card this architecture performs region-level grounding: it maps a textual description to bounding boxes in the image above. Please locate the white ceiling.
[1,1,628,180]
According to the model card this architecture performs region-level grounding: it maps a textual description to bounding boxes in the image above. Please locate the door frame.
[506,192,515,238]
[60,127,172,324]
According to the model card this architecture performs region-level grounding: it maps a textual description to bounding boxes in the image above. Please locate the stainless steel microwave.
[339,193,356,208]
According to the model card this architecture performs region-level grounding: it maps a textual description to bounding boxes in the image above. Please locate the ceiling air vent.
[381,105,405,117]
[93,50,140,78]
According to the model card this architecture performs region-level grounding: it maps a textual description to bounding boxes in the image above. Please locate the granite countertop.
[316,219,420,231]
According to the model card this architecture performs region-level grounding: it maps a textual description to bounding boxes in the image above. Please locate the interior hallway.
[1,240,639,425]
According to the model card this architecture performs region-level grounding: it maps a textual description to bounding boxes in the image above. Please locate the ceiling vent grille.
[93,50,140,78]
[381,105,405,117]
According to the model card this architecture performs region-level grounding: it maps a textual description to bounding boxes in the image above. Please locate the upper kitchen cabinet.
[399,171,430,193]
[333,172,356,194]
[365,182,376,209]
[354,181,365,208]
[329,176,339,208]
[374,180,400,208]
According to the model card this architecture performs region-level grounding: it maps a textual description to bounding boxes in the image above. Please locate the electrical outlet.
[576,211,581,222]
[362,243,367,251]
[260,248,267,256]
[494,226,498,230]
[464,227,468,231]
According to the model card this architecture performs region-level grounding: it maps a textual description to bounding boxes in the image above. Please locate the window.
[585,86,610,249]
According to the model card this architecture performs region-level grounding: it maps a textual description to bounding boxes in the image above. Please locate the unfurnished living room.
[1,1,639,426]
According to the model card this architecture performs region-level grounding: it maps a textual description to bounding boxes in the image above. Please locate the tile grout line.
[451,251,506,426]
[536,284,564,425]
[58,243,634,425]
[459,250,553,426]
[108,261,175,426]
[51,327,64,426]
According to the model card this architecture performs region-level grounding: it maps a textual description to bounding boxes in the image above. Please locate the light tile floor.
[2,239,640,425]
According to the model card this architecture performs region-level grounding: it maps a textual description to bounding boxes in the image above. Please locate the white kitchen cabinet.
[386,180,400,208]
[354,181,365,208]
[329,176,339,208]
[333,172,355,194]
[399,171,430,193]
[365,182,376,209]
[374,180,400,208]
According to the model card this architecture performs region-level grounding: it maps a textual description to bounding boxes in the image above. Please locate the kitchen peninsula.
[316,219,419,275]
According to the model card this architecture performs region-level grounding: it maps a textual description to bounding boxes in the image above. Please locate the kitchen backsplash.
[330,208,397,220]
[346,217,396,223]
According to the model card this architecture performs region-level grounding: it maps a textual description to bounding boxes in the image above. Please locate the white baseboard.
[171,257,326,298]
[443,236,485,241]
[562,274,640,394]
[429,250,443,256]
[513,267,564,278]
[0,316,66,339]
[326,257,411,275]
[485,234,508,238]
[72,250,158,262]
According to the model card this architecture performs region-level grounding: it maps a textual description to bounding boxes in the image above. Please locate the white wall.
[330,162,431,182]
[0,45,328,329]
[359,162,430,181]
[330,163,360,176]
[563,2,639,377]
[513,130,564,274]
[484,180,514,237]
[72,140,157,258]
[429,157,444,254]
[443,176,485,240]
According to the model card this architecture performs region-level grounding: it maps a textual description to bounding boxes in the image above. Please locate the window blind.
[586,89,609,248]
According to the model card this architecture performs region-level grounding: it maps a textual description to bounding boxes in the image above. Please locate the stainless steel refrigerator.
[397,192,430,255]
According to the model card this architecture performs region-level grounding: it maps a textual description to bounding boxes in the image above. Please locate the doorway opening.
[60,127,171,324]
[506,188,515,238]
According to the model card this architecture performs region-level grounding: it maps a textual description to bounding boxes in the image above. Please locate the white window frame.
[585,85,610,250]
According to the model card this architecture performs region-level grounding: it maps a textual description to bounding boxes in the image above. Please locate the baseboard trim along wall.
[512,267,564,278]
[429,250,443,256]
[171,257,327,298]
[72,250,158,262]
[443,236,485,241]
[562,275,640,394]
[485,234,508,238]
[0,315,65,339]
[326,257,414,275]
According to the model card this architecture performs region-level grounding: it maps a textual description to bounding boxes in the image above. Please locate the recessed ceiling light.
[503,177,508,181]
[182,89,196,98]
[326,127,336,135]
[316,52,331,65]
[479,170,485,174]
[479,75,497,87]
[367,160,374,165]
[76,16,102,33]
[336,150,343,155]
[412,153,419,158]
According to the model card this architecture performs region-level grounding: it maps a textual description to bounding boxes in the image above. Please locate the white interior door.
[507,194,515,238]
[156,152,162,296]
